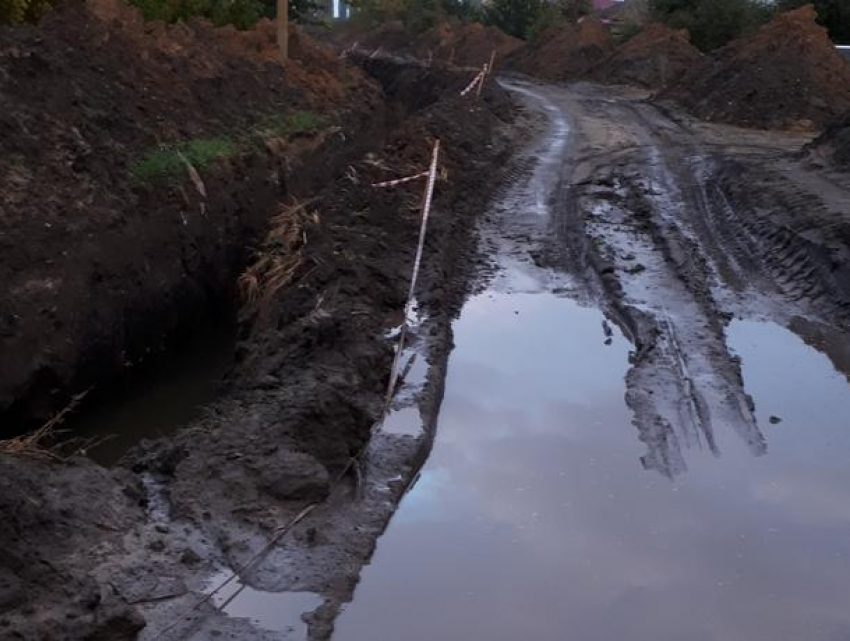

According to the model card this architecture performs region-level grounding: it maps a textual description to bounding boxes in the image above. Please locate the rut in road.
[505,80,850,478]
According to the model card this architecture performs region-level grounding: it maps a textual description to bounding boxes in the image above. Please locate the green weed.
[255,111,326,139]
[131,137,236,184]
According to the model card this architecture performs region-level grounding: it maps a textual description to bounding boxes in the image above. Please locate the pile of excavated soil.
[660,5,850,131]
[0,0,380,429]
[412,20,524,68]
[592,23,704,89]
[809,111,850,167]
[507,17,614,81]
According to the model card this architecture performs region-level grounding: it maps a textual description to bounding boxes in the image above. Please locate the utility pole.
[277,0,289,63]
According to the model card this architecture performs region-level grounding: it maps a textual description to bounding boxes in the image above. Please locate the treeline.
[3,0,848,49]
[348,0,592,39]
[350,0,848,48]
[649,0,849,51]
[0,0,322,27]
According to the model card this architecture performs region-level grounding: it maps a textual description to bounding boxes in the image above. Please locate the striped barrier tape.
[460,68,486,97]
[372,171,430,189]
[382,139,441,415]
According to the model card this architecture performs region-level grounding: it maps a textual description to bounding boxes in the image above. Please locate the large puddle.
[333,277,850,640]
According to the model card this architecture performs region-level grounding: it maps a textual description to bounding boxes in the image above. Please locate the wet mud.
[6,53,850,640]
[333,78,850,641]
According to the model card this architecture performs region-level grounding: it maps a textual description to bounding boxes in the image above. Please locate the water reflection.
[334,292,850,641]
[205,570,323,638]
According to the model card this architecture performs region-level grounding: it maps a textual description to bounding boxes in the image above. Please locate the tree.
[527,0,590,40]
[649,0,772,51]
[485,0,546,39]
[0,0,55,24]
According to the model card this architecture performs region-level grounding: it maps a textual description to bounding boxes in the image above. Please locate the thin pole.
[277,0,289,64]
[383,139,441,414]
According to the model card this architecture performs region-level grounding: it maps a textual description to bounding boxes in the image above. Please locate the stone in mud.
[259,451,331,502]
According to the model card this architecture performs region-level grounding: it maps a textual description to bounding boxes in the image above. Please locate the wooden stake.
[476,63,489,98]
[277,0,289,64]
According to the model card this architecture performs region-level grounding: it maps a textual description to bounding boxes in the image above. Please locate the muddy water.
[331,83,850,641]
[66,323,235,464]
[332,284,850,641]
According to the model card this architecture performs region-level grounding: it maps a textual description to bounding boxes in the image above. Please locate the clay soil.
[660,5,850,131]
[0,0,380,430]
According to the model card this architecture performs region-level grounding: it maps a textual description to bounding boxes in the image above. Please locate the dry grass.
[0,391,90,461]
[239,200,319,317]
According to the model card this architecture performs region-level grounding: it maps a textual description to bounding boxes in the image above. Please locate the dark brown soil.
[412,20,524,68]
[0,0,381,431]
[506,17,613,81]
[321,19,523,71]
[660,5,850,131]
[129,59,516,536]
[591,23,704,89]
[0,33,516,637]
[809,110,850,167]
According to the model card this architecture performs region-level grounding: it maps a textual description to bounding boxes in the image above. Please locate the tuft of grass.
[131,137,236,184]
[255,111,326,140]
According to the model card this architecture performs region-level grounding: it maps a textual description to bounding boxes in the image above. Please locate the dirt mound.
[809,111,850,166]
[508,17,614,81]
[358,19,411,51]
[0,0,379,428]
[660,5,850,130]
[413,20,524,68]
[593,23,704,89]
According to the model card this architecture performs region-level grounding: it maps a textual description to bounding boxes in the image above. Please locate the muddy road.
[330,79,850,640]
[6,66,850,641]
[488,79,850,479]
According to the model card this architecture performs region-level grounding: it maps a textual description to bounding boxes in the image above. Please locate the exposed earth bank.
[0,0,381,430]
[0,20,518,636]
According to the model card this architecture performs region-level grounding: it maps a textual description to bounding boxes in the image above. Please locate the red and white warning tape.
[460,68,485,97]
[382,139,441,414]
[460,62,490,98]
[372,171,429,189]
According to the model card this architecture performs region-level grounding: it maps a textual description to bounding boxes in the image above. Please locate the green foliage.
[616,21,644,44]
[129,0,324,29]
[131,111,327,184]
[649,0,773,51]
[483,0,587,40]
[347,0,449,33]
[128,0,267,28]
[484,0,543,39]
[0,0,56,25]
[403,0,442,32]
[255,110,326,138]
[776,0,850,43]
[526,0,589,41]
[131,138,236,184]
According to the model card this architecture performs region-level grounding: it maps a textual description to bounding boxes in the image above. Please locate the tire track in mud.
[501,81,850,477]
